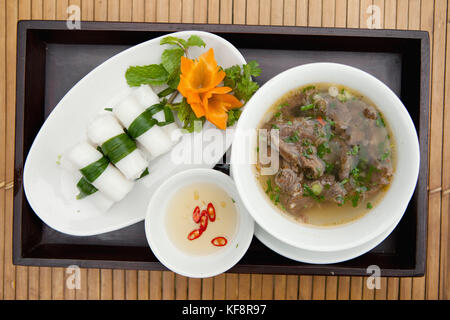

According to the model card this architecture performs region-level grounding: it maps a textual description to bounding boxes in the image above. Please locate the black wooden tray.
[13,21,429,276]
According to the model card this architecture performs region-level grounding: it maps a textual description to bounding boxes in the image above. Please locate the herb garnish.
[303,184,324,202]
[266,179,281,205]
[347,145,360,156]
[300,103,315,111]
[380,150,391,161]
[284,131,300,143]
[223,60,261,103]
[376,112,386,128]
[325,162,335,174]
[126,35,261,132]
[302,85,316,92]
[317,142,331,158]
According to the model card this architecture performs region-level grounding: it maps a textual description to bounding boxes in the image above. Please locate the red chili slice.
[187,229,202,241]
[207,203,216,222]
[211,236,228,247]
[199,211,208,232]
[316,116,326,126]
[192,206,201,223]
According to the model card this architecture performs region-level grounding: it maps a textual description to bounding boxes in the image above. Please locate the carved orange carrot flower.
[177,48,243,130]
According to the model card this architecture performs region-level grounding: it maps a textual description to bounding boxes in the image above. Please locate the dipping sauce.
[165,182,238,256]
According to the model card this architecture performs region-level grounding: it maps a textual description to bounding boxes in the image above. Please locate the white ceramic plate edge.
[254,219,398,264]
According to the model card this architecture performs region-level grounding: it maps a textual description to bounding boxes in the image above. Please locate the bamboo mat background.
[0,0,448,300]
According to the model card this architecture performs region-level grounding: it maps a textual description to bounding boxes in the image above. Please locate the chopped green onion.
[300,103,315,111]
[284,131,300,143]
[302,85,316,92]
[348,145,360,156]
[325,162,335,174]
[351,193,360,207]
[336,195,345,206]
[380,150,391,161]
[311,183,323,196]
[317,142,331,158]
[265,179,273,194]
[303,184,324,202]
[376,112,386,127]
[351,167,360,179]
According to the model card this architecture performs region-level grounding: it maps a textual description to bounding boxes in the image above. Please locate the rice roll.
[113,95,173,158]
[69,141,134,202]
[75,177,115,211]
[134,85,182,142]
[87,115,148,180]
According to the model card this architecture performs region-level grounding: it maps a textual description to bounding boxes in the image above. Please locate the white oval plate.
[145,169,254,278]
[23,31,246,236]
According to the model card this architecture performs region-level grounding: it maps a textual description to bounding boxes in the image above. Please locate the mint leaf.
[161,48,185,75]
[158,35,206,90]
[160,35,205,51]
[125,64,169,87]
[167,68,181,89]
[160,36,188,49]
[186,35,206,48]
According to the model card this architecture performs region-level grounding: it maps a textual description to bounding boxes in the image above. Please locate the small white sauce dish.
[144,168,254,278]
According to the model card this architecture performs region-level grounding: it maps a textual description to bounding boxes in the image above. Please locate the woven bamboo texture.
[0,0,448,300]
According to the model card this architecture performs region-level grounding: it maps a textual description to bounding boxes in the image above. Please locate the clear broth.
[255,83,396,227]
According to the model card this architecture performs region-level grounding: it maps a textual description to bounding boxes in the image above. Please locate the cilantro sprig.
[223,60,261,103]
